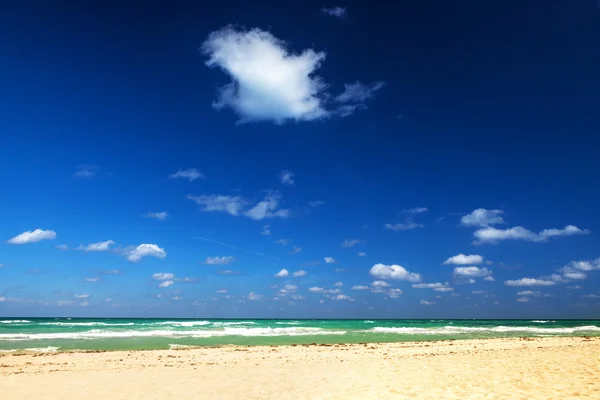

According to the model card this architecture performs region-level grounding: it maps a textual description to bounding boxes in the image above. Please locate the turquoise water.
[1,318,599,353]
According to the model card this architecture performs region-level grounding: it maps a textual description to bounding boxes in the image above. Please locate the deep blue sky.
[1,0,599,318]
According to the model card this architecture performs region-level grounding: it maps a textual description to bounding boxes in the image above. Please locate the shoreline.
[2,336,599,399]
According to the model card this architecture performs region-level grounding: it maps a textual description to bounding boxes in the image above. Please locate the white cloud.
[202,27,328,123]
[460,209,504,227]
[275,239,289,246]
[443,254,483,265]
[126,244,167,263]
[332,294,352,301]
[247,292,262,301]
[77,240,115,252]
[516,297,529,303]
[406,207,428,214]
[275,269,289,278]
[158,280,174,288]
[187,194,246,216]
[471,290,486,295]
[566,258,600,271]
[324,257,337,264]
[388,288,404,298]
[146,212,168,220]
[435,287,454,292]
[291,245,302,254]
[80,301,90,307]
[516,291,536,296]
[293,270,307,277]
[412,282,449,289]
[216,289,228,294]
[334,282,343,287]
[358,252,366,257]
[204,256,235,265]
[244,193,290,221]
[172,296,182,301]
[309,201,324,208]
[453,266,492,278]
[384,222,424,231]
[279,170,295,185]
[104,298,112,302]
[169,168,204,181]
[321,6,347,17]
[565,285,582,290]
[369,263,421,282]
[582,294,600,299]
[334,268,345,272]
[334,82,385,116]
[74,294,89,299]
[474,225,589,244]
[484,276,495,282]
[371,280,390,288]
[351,285,370,291]
[504,278,556,287]
[55,244,68,251]
[261,225,272,236]
[342,239,361,248]
[74,164,98,178]
[7,229,56,244]
[309,287,325,293]
[420,300,436,305]
[84,277,100,282]
[152,272,175,281]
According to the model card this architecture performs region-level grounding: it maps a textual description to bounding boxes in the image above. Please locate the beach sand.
[1,337,599,399]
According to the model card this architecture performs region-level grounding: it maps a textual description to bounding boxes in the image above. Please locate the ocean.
[1,318,599,353]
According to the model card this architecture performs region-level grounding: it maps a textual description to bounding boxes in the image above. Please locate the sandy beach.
[1,337,599,399]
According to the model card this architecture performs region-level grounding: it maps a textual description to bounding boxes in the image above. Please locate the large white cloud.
[369,263,422,282]
[443,254,483,265]
[474,225,588,244]
[126,244,166,263]
[460,209,504,227]
[6,229,56,244]
[202,27,383,124]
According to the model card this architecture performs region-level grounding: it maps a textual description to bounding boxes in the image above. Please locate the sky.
[1,0,600,319]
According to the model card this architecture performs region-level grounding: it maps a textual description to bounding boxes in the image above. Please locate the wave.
[531,320,555,324]
[0,327,347,341]
[274,321,301,325]
[211,321,256,326]
[0,320,31,324]
[363,320,375,324]
[370,325,600,335]
[39,322,135,327]
[151,321,211,327]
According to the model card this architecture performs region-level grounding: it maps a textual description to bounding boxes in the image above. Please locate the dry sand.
[1,337,599,399]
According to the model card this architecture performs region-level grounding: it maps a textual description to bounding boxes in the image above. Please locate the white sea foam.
[211,321,256,326]
[0,327,346,341]
[168,344,201,350]
[531,320,555,324]
[370,326,600,335]
[363,320,375,324]
[24,346,60,353]
[274,321,301,325]
[151,321,211,327]
[0,320,31,324]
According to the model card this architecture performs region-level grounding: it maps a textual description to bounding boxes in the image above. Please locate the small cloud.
[504,278,556,287]
[332,294,352,301]
[204,256,235,265]
[104,298,112,302]
[74,294,89,299]
[334,282,343,287]
[453,266,492,278]
[384,222,424,231]
[158,280,174,288]
[244,192,290,221]
[582,294,600,299]
[324,257,337,264]
[146,212,168,220]
[420,300,436,306]
[293,270,307,277]
[218,270,238,275]
[342,239,361,248]
[79,301,90,306]
[460,209,504,227]
[275,269,289,278]
[172,296,182,301]
[321,6,347,18]
[279,170,295,185]
[152,272,175,281]
[371,280,390,288]
[99,269,120,275]
[187,194,246,216]
[443,254,483,265]
[351,285,369,291]
[370,263,421,282]
[6,229,56,245]
[412,282,450,290]
[274,239,289,246]
[169,168,205,181]
[471,290,486,295]
[55,244,68,251]
[125,244,166,263]
[309,201,324,208]
[516,297,529,303]
[77,240,115,252]
[84,277,100,283]
[216,289,228,294]
[247,292,263,301]
[261,225,272,236]
[74,164,98,178]
[291,245,302,254]
[474,225,589,244]
[484,276,495,282]
[333,82,385,117]
[405,207,428,214]
[358,252,366,257]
